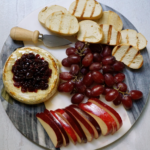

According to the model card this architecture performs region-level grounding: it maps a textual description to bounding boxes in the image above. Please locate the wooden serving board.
[0,0,150,150]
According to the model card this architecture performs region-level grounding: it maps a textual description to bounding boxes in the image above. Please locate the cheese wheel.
[3,47,60,104]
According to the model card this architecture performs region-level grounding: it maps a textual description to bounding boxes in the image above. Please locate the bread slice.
[38,5,69,26]
[96,11,123,31]
[121,29,147,50]
[112,44,143,69]
[45,11,79,36]
[69,0,103,20]
[99,24,121,46]
[77,20,103,43]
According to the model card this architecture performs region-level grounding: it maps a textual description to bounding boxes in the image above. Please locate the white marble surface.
[0,0,150,150]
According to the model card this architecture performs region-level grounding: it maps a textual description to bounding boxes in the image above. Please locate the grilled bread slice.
[121,29,147,50]
[77,20,103,43]
[38,5,69,26]
[45,11,79,36]
[69,0,103,20]
[112,44,143,69]
[99,24,121,46]
[96,11,123,31]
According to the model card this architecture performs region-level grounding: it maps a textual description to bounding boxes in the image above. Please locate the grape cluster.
[58,41,143,109]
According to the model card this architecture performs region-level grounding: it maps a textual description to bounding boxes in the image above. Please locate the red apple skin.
[87,99,117,134]
[36,113,63,148]
[44,109,69,146]
[55,109,87,143]
[65,106,94,141]
[79,102,114,136]
[88,98,123,129]
[50,110,77,145]
[68,105,101,139]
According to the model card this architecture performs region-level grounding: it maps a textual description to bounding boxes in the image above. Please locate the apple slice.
[55,109,87,143]
[36,113,63,148]
[65,106,94,142]
[88,98,123,130]
[51,110,77,145]
[79,102,115,136]
[68,105,101,139]
[44,109,69,146]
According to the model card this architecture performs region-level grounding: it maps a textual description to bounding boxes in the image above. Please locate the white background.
[0,0,150,150]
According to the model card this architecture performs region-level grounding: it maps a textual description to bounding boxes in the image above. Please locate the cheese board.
[0,0,150,150]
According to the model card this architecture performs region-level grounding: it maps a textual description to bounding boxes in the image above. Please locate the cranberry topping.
[12,53,52,93]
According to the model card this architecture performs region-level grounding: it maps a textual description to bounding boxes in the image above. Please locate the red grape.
[89,44,102,53]
[114,73,125,83]
[62,58,71,67]
[82,47,91,55]
[117,82,127,92]
[58,82,66,92]
[102,87,112,95]
[75,78,83,87]
[92,71,104,84]
[89,62,102,71]
[93,53,102,62]
[75,78,86,94]
[102,65,114,74]
[66,47,78,56]
[85,88,92,98]
[63,81,74,92]
[104,74,115,87]
[76,85,86,94]
[102,45,112,57]
[83,72,93,87]
[129,90,143,100]
[70,64,80,75]
[122,96,133,109]
[59,81,74,92]
[91,85,104,96]
[71,93,85,104]
[68,55,81,64]
[60,72,73,80]
[82,53,93,67]
[102,56,116,66]
[113,93,122,105]
[105,89,119,102]
[80,67,89,75]
[113,61,125,72]
[75,41,85,50]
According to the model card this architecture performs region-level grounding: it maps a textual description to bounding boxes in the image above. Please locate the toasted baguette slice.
[112,44,143,69]
[96,11,123,31]
[99,24,121,46]
[45,11,79,36]
[121,29,147,50]
[69,0,103,20]
[77,20,103,43]
[38,5,69,26]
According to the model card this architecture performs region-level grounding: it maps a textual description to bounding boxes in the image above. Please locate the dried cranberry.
[11,53,52,93]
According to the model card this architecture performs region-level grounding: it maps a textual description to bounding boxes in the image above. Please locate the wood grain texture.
[0,0,150,150]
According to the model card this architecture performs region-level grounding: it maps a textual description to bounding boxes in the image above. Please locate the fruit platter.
[0,0,150,150]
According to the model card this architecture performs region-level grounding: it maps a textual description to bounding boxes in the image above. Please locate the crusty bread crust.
[112,44,143,69]
[45,11,79,36]
[38,5,69,26]
[3,47,60,105]
[121,29,147,50]
[99,24,121,46]
[96,11,123,31]
[69,0,103,20]
[77,20,103,43]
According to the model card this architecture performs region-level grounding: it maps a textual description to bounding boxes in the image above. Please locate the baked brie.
[3,47,60,105]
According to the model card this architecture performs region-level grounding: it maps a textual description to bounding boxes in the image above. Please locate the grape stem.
[113,87,129,95]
